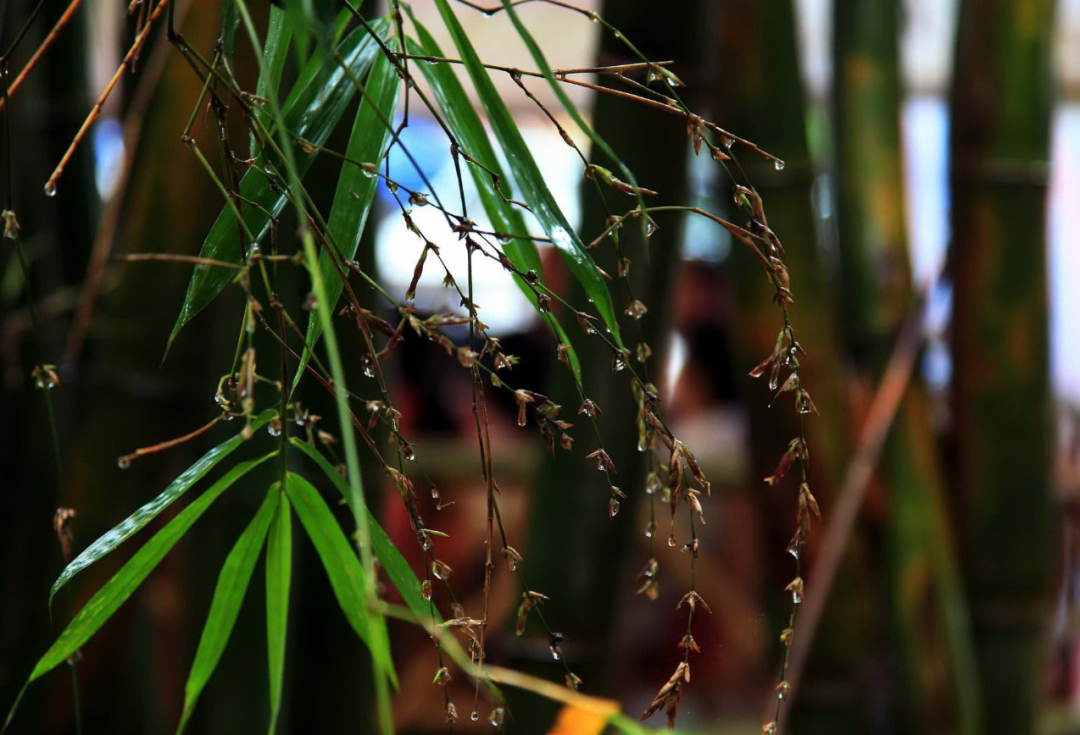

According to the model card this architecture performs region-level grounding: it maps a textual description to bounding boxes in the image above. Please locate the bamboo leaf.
[431,0,623,345]
[288,440,479,688]
[283,472,397,687]
[495,0,647,229]
[404,24,583,382]
[178,486,279,733]
[27,454,275,685]
[294,48,400,385]
[49,409,276,607]
[168,20,390,348]
[265,487,292,735]
[250,4,294,157]
[288,438,427,621]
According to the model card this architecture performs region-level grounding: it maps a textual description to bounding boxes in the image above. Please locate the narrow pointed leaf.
[431,0,623,345]
[169,20,389,347]
[294,49,400,385]
[496,0,648,225]
[288,440,479,685]
[178,486,279,733]
[50,409,276,607]
[283,472,396,687]
[289,439,427,621]
[250,4,294,157]
[28,454,275,684]
[404,26,583,382]
[265,487,292,735]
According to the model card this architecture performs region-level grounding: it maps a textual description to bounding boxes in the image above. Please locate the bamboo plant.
[1,0,821,732]
[950,0,1056,732]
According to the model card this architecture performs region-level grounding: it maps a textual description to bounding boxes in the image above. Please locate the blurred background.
[1,0,1078,732]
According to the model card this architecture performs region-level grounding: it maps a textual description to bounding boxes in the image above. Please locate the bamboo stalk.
[711,2,859,731]
[950,1,1056,732]
[832,1,982,732]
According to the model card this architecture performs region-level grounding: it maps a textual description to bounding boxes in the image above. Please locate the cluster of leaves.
[3,0,815,732]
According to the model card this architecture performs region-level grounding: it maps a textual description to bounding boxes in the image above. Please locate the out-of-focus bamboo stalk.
[950,1,1055,732]
[832,2,981,732]
[514,0,703,728]
[711,2,862,731]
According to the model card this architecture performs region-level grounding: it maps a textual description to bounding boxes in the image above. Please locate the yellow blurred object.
[547,703,610,735]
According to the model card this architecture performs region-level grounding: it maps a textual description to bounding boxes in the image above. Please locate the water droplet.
[431,485,440,500]
[490,707,505,728]
[43,181,57,197]
[496,232,512,244]
[421,579,433,601]
[667,534,676,547]
[403,445,415,461]
[722,136,735,150]
[608,498,620,518]
[644,521,656,538]
[432,559,452,580]
[117,456,131,470]
[774,159,786,172]
[267,419,282,437]
[788,545,800,560]
[361,354,375,378]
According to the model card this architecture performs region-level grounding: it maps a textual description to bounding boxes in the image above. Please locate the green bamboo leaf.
[49,409,276,607]
[431,0,623,346]
[265,487,292,735]
[250,4,294,157]
[288,440,480,690]
[283,472,397,687]
[178,486,279,733]
[288,438,428,621]
[496,0,648,226]
[27,454,275,686]
[294,49,400,385]
[168,19,390,349]
[403,24,583,382]
[283,0,314,64]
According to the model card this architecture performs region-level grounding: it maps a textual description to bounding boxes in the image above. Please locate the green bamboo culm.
[832,1,981,732]
[950,1,1056,733]
[711,1,861,731]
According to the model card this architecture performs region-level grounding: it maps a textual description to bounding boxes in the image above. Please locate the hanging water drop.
[470,711,480,722]
[421,579,433,601]
[361,354,376,378]
[267,419,282,437]
[403,444,415,461]
[432,559,452,580]
[774,159,786,172]
[117,456,131,470]
[43,181,57,197]
[608,498,620,518]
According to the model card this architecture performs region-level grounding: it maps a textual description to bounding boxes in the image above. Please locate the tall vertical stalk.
[833,1,980,731]
[950,1,1055,732]
[711,2,860,731]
